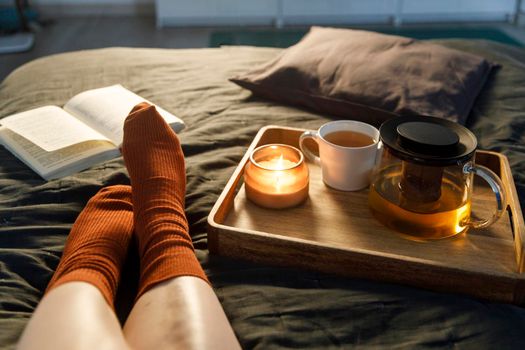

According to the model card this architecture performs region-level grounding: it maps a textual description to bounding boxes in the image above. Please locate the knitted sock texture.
[46,185,134,307]
[122,102,208,299]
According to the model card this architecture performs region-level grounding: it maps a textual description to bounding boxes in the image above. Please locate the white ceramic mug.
[299,120,380,191]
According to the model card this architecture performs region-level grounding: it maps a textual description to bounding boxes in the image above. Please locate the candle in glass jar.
[244,144,309,209]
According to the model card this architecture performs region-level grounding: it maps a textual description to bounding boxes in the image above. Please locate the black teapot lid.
[379,116,477,166]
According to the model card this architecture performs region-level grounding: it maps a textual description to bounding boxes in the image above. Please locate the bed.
[1,39,525,349]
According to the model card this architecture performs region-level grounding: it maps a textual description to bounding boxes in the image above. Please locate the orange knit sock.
[122,102,208,299]
[45,185,134,307]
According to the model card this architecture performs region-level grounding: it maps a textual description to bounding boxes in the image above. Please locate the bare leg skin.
[123,276,241,350]
[18,282,129,350]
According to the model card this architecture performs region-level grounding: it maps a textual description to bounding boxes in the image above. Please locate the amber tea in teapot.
[368,116,507,240]
[369,163,471,240]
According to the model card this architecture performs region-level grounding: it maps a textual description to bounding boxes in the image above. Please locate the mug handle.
[463,163,507,229]
[299,130,321,166]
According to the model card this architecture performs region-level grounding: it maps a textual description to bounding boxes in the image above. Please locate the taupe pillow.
[230,26,496,126]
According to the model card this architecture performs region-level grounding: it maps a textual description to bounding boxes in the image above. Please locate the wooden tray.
[208,126,525,304]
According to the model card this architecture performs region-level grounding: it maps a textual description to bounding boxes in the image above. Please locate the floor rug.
[209,26,523,48]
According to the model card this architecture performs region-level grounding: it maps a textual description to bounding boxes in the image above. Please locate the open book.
[0,85,185,180]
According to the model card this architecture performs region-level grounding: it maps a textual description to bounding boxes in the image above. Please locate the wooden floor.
[1,16,525,82]
[0,17,211,82]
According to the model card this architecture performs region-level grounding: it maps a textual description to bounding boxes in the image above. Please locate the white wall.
[400,0,516,23]
[156,0,518,27]
[282,0,396,25]
[31,0,152,4]
[3,0,519,22]
[30,0,154,16]
[157,0,279,26]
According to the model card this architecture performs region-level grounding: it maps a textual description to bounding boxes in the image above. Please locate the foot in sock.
[46,185,134,307]
[122,102,208,299]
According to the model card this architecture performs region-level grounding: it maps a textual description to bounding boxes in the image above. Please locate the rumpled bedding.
[1,41,525,349]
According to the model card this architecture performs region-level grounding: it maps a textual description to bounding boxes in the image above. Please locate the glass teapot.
[368,116,507,240]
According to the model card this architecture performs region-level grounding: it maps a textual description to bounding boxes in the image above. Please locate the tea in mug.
[324,130,375,148]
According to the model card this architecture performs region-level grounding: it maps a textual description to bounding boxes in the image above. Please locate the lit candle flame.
[256,154,297,193]
[275,154,285,170]
[273,155,285,192]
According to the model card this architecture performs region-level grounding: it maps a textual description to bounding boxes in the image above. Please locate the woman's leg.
[121,103,240,350]
[124,277,240,350]
[18,186,134,350]
[18,282,129,350]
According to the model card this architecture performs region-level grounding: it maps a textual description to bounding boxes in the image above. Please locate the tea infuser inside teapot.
[368,116,507,240]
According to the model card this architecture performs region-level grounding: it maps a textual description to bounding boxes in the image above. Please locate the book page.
[0,128,119,180]
[63,85,185,145]
[0,106,112,152]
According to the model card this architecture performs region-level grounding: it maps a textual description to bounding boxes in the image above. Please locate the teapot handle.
[463,163,507,229]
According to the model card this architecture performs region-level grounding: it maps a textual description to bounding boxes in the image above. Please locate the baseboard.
[34,3,155,17]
